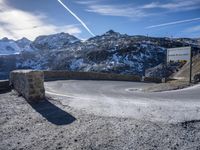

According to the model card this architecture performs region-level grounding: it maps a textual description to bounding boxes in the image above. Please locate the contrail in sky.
[146,17,200,29]
[57,0,95,36]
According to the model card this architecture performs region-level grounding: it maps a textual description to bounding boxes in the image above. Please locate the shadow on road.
[180,120,200,129]
[29,98,76,125]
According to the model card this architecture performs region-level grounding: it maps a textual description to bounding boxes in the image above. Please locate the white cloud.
[75,0,99,5]
[185,25,200,33]
[0,0,81,40]
[86,4,149,18]
[78,0,200,19]
[75,0,151,18]
[141,0,200,12]
[146,17,200,29]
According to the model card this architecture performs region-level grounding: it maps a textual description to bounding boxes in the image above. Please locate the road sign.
[167,47,191,62]
[166,47,192,83]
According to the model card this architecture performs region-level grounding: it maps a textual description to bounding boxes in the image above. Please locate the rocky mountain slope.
[0,30,200,79]
[172,54,200,80]
[0,37,32,55]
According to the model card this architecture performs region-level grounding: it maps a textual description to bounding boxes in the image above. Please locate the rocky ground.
[1,90,200,150]
[143,79,192,92]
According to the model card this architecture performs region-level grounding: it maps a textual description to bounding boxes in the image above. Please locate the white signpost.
[167,47,191,62]
[167,47,192,83]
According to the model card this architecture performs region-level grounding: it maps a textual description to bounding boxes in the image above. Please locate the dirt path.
[1,91,200,150]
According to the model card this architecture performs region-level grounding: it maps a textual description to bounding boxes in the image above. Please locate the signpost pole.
[165,49,168,83]
[189,48,192,83]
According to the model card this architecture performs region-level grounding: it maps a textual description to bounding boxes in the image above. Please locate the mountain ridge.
[0,30,200,80]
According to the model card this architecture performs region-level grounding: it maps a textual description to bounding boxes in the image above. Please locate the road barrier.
[0,80,11,93]
[8,70,164,102]
[144,77,163,83]
[44,71,142,82]
[43,71,164,83]
[10,70,45,102]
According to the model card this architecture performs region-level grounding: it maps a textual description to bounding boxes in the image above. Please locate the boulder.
[194,72,200,83]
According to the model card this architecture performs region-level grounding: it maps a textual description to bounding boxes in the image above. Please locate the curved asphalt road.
[45,80,200,123]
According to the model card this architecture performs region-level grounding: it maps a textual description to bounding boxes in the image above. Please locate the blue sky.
[0,0,200,40]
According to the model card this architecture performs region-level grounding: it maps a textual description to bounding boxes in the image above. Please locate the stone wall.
[10,70,45,102]
[44,71,165,83]
[0,80,10,93]
[44,71,142,82]
[144,77,162,83]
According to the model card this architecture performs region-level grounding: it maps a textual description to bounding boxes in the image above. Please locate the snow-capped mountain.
[16,37,33,51]
[0,37,32,55]
[33,32,80,50]
[0,30,200,79]
[0,38,22,55]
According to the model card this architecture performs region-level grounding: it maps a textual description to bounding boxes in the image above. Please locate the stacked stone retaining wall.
[44,71,142,82]
[44,71,163,83]
[10,70,45,102]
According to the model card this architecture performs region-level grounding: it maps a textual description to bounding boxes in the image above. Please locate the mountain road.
[45,80,200,123]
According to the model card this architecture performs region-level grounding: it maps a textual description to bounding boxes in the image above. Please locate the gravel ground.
[1,91,200,150]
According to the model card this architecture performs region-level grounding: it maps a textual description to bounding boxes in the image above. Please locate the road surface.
[45,80,200,123]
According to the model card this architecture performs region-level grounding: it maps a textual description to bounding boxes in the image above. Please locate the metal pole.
[189,48,192,83]
[144,50,146,77]
[164,50,168,83]
[165,49,168,82]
